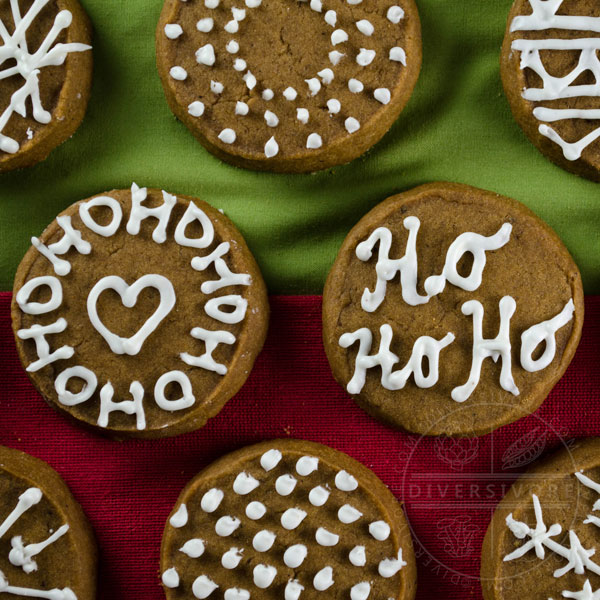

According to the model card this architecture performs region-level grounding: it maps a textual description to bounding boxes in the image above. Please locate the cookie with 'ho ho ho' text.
[11,183,269,439]
[161,439,416,600]
[0,445,96,600]
[0,0,93,173]
[501,0,600,181]
[323,182,584,437]
[481,438,600,600]
[155,0,421,173]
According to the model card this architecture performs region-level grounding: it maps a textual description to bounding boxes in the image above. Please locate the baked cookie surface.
[0,445,96,600]
[156,0,421,173]
[161,439,416,600]
[481,438,600,600]
[0,0,93,173]
[501,0,600,181]
[11,184,269,439]
[323,182,583,437]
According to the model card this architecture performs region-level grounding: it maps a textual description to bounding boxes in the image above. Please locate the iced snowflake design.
[0,0,91,154]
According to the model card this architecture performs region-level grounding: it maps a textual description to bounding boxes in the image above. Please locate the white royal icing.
[369,520,391,541]
[215,516,241,536]
[296,456,319,476]
[222,547,243,569]
[233,472,260,495]
[349,545,367,567]
[201,488,224,513]
[309,485,330,506]
[252,529,276,552]
[285,580,304,600]
[313,566,334,591]
[335,470,358,492]
[275,474,297,496]
[17,318,74,373]
[98,381,145,429]
[16,276,63,316]
[338,504,362,524]
[281,508,307,530]
[162,567,180,588]
[316,527,339,546]
[246,501,267,520]
[260,449,282,471]
[170,504,189,528]
[55,366,97,407]
[379,549,407,577]
[180,538,205,558]
[351,582,371,600]
[192,575,219,599]
[283,544,307,568]
[253,564,277,588]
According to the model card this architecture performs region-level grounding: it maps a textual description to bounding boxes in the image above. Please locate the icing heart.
[86,275,176,356]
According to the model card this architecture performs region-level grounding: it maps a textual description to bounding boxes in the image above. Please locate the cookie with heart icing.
[501,0,600,181]
[11,183,269,439]
[161,439,417,600]
[0,0,93,173]
[0,445,96,600]
[155,0,421,173]
[323,182,584,437]
[481,438,600,600]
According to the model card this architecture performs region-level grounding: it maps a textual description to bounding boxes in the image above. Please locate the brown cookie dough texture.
[0,0,93,173]
[323,183,584,437]
[161,439,417,600]
[501,0,600,181]
[11,184,269,439]
[156,0,421,173]
[0,445,96,600]
[481,438,600,600]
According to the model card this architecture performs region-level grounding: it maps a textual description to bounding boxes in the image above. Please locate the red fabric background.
[1,292,599,600]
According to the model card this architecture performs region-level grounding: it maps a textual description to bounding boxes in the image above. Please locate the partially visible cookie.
[0,445,96,600]
[156,0,422,173]
[323,182,584,437]
[501,0,600,181]
[161,439,417,599]
[11,183,269,439]
[0,0,93,173]
[481,438,600,600]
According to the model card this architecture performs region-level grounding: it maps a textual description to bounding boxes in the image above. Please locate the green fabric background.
[0,0,598,294]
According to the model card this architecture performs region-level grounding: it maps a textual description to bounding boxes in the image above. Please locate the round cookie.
[161,439,417,600]
[0,0,93,173]
[0,445,96,600]
[481,438,600,600]
[323,182,584,437]
[156,0,422,173]
[501,0,600,182]
[11,183,269,439]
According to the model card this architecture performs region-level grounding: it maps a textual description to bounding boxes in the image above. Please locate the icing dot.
[170,66,187,81]
[335,470,358,491]
[162,567,179,588]
[318,68,334,84]
[164,24,183,39]
[192,575,219,599]
[170,504,188,527]
[327,99,341,114]
[348,79,364,93]
[260,449,282,471]
[356,19,374,36]
[313,566,334,591]
[253,529,276,552]
[224,589,250,600]
[201,488,224,513]
[283,87,298,101]
[379,550,407,577]
[329,50,345,65]
[296,456,319,476]
[316,527,339,546]
[285,580,304,600]
[232,7,246,20]
[218,128,236,144]
[197,18,214,32]
[369,520,391,541]
[305,78,321,96]
[235,101,249,116]
[297,108,309,124]
[225,19,239,33]
[262,88,275,101]
[348,0,363,4]
[246,0,261,5]
[205,0,219,7]
[307,133,323,149]
[345,117,360,134]
[389,46,407,64]
[276,474,298,495]
[331,29,348,45]
[211,80,224,94]
[310,0,322,10]
[234,58,247,71]
[351,582,371,600]
[246,500,267,519]
[222,547,244,569]
[188,101,205,117]
[226,40,239,53]
[309,485,330,506]
[253,564,277,589]
[243,71,257,89]
[374,88,391,104]
[357,48,376,66]
[215,515,241,536]
[264,136,279,158]
[338,504,362,523]
[264,110,279,127]
[233,471,260,494]
[387,6,405,23]
[281,507,307,530]
[349,545,366,567]
[324,10,336,27]
[180,538,205,558]
[196,43,216,66]
[284,544,308,568]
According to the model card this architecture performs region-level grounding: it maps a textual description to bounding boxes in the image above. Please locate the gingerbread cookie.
[12,183,269,439]
[323,182,583,437]
[156,0,421,173]
[0,445,96,600]
[501,0,600,181]
[161,439,416,600]
[0,0,93,173]
[481,438,600,600]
